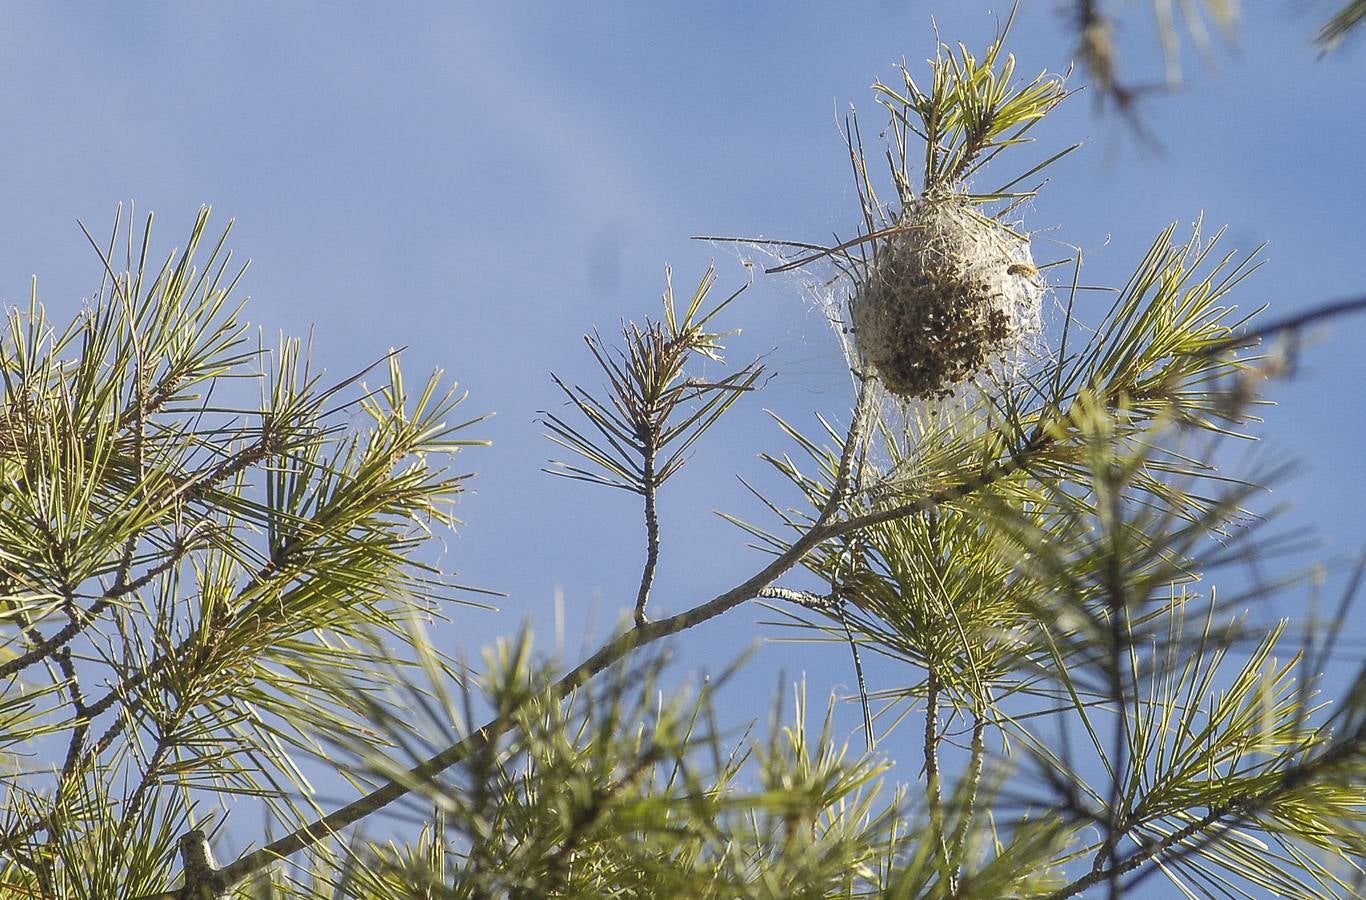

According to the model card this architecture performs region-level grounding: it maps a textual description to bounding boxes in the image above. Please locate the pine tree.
[1,15,1362,900]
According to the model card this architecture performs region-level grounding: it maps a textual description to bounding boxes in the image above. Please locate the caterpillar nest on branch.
[850,195,1043,400]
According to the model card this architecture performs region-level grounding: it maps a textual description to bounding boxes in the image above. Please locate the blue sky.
[2,1,1363,887]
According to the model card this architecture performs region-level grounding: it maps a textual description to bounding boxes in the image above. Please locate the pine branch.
[206,378,879,891]
[948,709,988,870]
[924,665,956,893]
[1048,723,1365,899]
[634,435,660,627]
[0,525,201,681]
